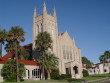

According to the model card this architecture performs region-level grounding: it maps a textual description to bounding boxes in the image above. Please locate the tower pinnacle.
[53,8,56,16]
[33,8,36,17]
[43,2,47,14]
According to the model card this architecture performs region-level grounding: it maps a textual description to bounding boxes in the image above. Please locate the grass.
[2,74,110,83]
[46,74,110,83]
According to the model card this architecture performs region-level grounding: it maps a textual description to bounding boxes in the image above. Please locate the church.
[0,3,83,81]
[32,3,83,79]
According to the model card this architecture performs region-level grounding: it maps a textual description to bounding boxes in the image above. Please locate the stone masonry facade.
[32,3,83,78]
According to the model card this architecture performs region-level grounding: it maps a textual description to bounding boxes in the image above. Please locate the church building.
[0,3,83,82]
[32,3,83,78]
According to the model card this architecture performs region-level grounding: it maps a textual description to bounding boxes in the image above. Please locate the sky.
[0,0,110,63]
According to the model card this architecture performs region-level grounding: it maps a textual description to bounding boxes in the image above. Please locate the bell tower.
[32,2,59,59]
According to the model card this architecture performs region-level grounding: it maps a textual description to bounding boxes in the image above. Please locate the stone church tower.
[32,2,59,59]
[32,3,83,78]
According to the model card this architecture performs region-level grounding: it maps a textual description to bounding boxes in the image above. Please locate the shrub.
[5,73,17,82]
[1,60,25,82]
[50,69,60,80]
[60,74,71,79]
[82,69,89,77]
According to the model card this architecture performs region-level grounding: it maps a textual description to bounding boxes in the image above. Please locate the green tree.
[82,69,89,77]
[104,51,110,60]
[82,57,92,68]
[5,41,20,59]
[7,26,25,82]
[99,51,110,73]
[35,31,52,80]
[18,49,30,60]
[1,60,25,82]
[39,52,58,79]
[0,28,7,57]
[99,55,106,73]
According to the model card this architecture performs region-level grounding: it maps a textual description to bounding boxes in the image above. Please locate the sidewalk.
[81,77,110,83]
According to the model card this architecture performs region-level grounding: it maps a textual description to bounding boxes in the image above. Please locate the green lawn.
[47,74,110,82]
[2,74,110,83]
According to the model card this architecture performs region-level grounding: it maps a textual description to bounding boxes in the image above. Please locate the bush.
[82,69,89,77]
[50,69,60,80]
[1,60,25,82]
[60,74,71,79]
[5,73,17,82]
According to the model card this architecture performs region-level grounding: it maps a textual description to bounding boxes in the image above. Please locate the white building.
[88,62,110,75]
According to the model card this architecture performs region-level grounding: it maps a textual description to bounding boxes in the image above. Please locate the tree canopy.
[82,57,92,68]
[99,51,110,63]
[35,31,53,80]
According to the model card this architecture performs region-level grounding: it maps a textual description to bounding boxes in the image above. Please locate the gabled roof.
[0,58,38,66]
[2,52,13,59]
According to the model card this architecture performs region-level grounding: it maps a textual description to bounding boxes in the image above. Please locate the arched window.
[73,66,78,74]
[37,25,39,33]
[41,23,43,32]
[52,29,54,39]
[70,51,72,60]
[67,47,69,60]
[104,69,107,72]
[39,24,41,32]
[63,46,66,59]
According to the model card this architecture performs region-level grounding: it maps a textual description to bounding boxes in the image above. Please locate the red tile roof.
[2,43,32,59]
[0,58,38,66]
[1,43,38,66]
[2,52,13,59]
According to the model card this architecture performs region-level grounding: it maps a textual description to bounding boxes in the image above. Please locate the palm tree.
[99,55,106,73]
[7,26,25,82]
[104,51,110,73]
[35,31,52,80]
[18,49,30,60]
[104,51,110,61]
[0,28,7,57]
[5,41,20,59]
[38,52,58,79]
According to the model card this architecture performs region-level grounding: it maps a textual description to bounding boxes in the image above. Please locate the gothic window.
[73,66,78,74]
[52,29,54,39]
[39,24,41,32]
[70,47,72,60]
[41,23,43,32]
[104,69,107,72]
[67,48,69,60]
[63,46,66,59]
[37,25,39,33]
[66,68,69,74]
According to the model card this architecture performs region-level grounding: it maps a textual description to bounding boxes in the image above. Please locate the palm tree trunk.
[0,42,2,57]
[42,51,45,80]
[15,41,19,82]
[47,70,51,79]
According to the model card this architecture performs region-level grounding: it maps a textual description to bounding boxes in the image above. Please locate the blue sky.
[0,0,110,63]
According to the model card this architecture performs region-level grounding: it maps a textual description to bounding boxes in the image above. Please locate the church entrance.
[73,66,79,78]
[73,66,78,74]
